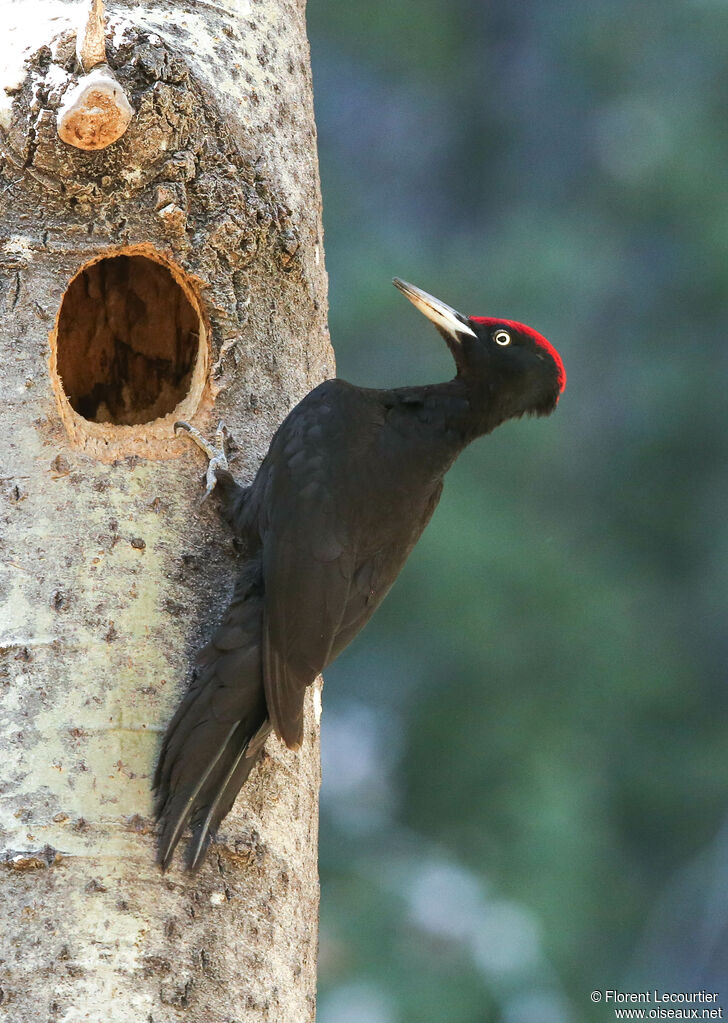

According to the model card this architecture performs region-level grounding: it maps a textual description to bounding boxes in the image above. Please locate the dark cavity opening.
[56,255,199,425]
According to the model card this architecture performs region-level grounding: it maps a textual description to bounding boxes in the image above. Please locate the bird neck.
[388,376,499,461]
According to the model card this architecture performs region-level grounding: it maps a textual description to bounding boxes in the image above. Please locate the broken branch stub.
[56,0,133,151]
[57,66,133,150]
[77,0,107,72]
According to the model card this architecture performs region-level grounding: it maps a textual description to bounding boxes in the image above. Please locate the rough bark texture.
[0,1,329,1018]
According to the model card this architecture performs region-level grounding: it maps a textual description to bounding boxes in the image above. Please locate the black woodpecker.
[154,278,567,869]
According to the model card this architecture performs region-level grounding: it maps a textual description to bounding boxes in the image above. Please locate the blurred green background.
[307,1,728,1020]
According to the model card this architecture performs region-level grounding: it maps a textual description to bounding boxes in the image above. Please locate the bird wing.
[258,383,360,749]
[262,471,356,749]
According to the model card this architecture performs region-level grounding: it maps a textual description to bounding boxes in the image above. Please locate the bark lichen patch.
[2,845,62,870]
[49,246,208,460]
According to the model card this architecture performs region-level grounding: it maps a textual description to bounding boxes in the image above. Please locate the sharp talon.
[176,420,230,499]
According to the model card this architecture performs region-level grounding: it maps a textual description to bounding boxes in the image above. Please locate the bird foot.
[175,420,229,502]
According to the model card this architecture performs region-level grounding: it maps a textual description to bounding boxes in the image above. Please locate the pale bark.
[0,0,329,1018]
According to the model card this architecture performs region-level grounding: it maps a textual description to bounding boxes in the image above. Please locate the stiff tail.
[154,559,270,870]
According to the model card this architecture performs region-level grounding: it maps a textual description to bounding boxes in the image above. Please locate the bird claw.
[175,420,229,502]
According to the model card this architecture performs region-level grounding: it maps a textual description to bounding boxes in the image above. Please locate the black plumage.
[154,278,566,869]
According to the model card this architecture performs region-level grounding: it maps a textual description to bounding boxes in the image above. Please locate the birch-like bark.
[0,0,330,1018]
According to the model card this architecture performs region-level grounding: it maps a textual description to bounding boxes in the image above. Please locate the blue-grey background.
[307,2,728,1020]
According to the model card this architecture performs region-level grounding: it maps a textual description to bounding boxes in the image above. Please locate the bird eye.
[493,330,511,346]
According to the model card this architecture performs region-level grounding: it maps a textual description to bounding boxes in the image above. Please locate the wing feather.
[257,384,360,748]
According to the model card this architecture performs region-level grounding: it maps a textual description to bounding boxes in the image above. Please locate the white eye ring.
[493,329,511,346]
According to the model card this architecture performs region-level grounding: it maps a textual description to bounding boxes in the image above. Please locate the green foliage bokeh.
[309,1,728,1019]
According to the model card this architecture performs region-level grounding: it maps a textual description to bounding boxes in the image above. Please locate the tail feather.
[158,720,241,871]
[154,559,269,870]
[186,732,255,870]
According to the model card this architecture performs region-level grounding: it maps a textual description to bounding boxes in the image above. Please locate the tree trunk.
[0,1,329,1018]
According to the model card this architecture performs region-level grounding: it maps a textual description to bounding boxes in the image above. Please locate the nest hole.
[56,254,201,426]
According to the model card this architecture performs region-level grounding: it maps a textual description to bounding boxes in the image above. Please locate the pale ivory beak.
[393,278,477,340]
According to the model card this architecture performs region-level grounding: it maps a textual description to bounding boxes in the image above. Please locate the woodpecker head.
[393,278,566,420]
